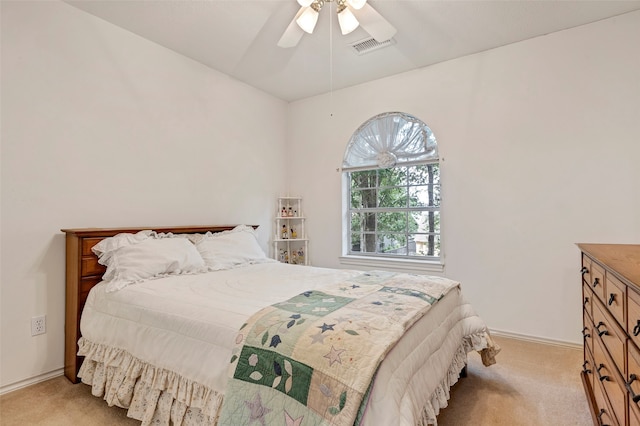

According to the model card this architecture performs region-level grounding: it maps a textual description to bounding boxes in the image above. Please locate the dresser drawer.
[628,343,640,416]
[592,262,606,303]
[582,254,593,287]
[80,276,101,294]
[594,338,626,426]
[628,289,640,349]
[81,237,103,256]
[631,404,640,426]
[584,281,593,322]
[81,256,105,277]
[584,309,594,357]
[584,345,596,397]
[593,377,621,426]
[604,369,627,426]
[593,299,626,373]
[606,273,627,327]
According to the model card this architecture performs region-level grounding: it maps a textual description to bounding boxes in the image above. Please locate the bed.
[62,225,498,426]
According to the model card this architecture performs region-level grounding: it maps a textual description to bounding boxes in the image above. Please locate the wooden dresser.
[579,244,640,426]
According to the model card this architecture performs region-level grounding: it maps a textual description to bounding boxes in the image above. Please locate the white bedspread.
[79,263,495,425]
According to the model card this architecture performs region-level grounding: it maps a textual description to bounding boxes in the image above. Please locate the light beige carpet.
[0,336,591,425]
[437,336,591,425]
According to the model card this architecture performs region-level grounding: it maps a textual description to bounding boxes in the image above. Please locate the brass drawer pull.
[593,277,600,288]
[581,266,589,276]
[597,408,611,426]
[633,320,640,336]
[595,322,609,337]
[597,364,610,382]
[608,293,615,306]
[625,374,640,403]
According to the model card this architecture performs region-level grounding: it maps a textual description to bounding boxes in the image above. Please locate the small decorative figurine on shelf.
[275,197,307,266]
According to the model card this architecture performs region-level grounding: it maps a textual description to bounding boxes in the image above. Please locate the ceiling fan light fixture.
[346,0,367,10]
[338,7,359,35]
[279,0,394,48]
[296,6,320,34]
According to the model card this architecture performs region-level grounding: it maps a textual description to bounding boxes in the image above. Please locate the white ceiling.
[66,0,640,102]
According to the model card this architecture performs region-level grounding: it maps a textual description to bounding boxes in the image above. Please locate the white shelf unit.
[273,197,309,265]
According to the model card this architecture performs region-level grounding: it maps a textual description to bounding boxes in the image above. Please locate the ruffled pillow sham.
[195,225,273,270]
[91,230,154,257]
[93,231,207,292]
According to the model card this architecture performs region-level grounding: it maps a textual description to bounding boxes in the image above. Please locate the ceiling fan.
[278,0,397,48]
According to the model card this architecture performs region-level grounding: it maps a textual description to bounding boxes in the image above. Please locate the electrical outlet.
[31,315,46,336]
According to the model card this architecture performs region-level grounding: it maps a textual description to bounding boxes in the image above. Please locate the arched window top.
[342,112,438,171]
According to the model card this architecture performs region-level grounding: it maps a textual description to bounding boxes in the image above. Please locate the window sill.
[338,255,444,274]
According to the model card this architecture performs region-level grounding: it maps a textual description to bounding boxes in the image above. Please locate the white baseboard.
[0,368,64,396]
[490,328,582,350]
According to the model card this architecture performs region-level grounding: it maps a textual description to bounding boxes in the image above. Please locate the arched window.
[342,112,441,267]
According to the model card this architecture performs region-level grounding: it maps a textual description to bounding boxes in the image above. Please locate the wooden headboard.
[61,225,248,383]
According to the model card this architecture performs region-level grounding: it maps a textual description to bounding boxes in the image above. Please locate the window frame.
[339,112,443,272]
[342,160,442,269]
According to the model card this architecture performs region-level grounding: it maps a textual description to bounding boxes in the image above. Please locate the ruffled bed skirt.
[418,332,500,426]
[77,333,498,426]
[77,337,222,425]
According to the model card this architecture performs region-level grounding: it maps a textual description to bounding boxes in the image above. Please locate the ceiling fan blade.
[277,7,306,48]
[352,3,396,42]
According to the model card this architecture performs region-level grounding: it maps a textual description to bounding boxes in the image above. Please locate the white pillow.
[97,237,206,292]
[91,230,154,257]
[173,233,206,244]
[196,225,272,270]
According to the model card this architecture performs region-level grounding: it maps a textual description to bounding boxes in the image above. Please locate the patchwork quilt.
[217,271,460,426]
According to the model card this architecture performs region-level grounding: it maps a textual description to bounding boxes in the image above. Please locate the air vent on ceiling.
[349,37,395,55]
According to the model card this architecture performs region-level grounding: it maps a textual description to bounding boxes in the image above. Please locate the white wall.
[0,1,287,390]
[287,11,640,344]
[2,1,638,392]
